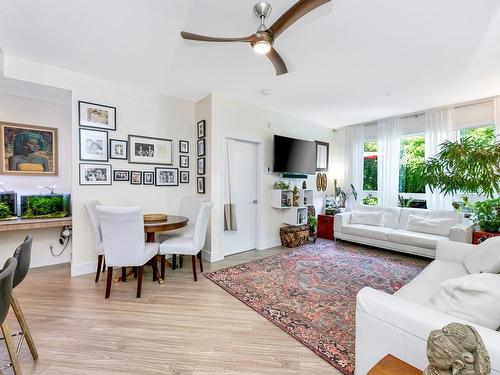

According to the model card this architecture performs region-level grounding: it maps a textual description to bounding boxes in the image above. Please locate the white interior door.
[223,139,258,256]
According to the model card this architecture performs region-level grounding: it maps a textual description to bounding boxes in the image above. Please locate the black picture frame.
[197,139,206,157]
[155,167,179,186]
[79,128,109,162]
[109,139,128,160]
[128,134,173,165]
[130,171,142,185]
[197,120,206,139]
[180,155,189,168]
[197,177,205,194]
[179,140,189,154]
[113,170,130,181]
[197,157,205,175]
[180,171,190,184]
[315,141,329,172]
[78,100,116,131]
[143,171,155,185]
[79,163,112,185]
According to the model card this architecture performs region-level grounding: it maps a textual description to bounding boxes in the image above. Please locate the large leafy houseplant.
[471,198,500,232]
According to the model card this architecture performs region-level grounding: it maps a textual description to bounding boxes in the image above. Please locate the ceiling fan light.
[253,40,271,55]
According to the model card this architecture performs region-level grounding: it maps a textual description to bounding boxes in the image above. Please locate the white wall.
[0,92,72,268]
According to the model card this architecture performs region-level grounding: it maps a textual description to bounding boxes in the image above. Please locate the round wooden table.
[144,215,189,242]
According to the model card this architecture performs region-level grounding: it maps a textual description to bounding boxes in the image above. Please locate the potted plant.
[334,184,358,211]
[308,216,318,234]
[471,198,500,232]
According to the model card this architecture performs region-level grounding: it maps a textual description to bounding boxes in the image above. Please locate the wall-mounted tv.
[273,135,316,175]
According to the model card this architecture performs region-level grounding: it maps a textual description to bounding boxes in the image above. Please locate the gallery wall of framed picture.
[196,120,206,194]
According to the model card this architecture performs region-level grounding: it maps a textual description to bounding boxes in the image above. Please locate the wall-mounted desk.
[0,217,72,232]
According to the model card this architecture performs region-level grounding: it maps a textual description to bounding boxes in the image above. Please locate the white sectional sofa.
[334,205,474,258]
[355,239,500,374]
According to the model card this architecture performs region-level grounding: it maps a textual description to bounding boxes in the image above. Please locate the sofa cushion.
[350,211,384,227]
[395,260,468,305]
[387,229,450,250]
[398,208,462,230]
[356,205,401,228]
[406,215,459,237]
[429,273,500,330]
[341,224,390,241]
[464,236,500,274]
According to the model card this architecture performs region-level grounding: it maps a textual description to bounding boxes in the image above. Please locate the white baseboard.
[203,249,224,262]
[260,238,281,250]
[71,261,97,277]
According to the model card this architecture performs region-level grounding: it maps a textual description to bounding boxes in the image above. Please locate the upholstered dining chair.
[84,200,105,282]
[96,206,159,298]
[0,257,21,375]
[11,235,38,362]
[159,202,212,282]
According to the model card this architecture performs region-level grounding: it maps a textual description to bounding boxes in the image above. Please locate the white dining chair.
[96,205,159,298]
[159,202,212,282]
[84,200,106,282]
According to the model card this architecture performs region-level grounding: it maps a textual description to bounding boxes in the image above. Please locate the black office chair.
[0,257,21,375]
[11,235,38,361]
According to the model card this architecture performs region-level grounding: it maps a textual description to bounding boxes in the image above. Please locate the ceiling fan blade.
[269,0,331,39]
[266,47,288,76]
[181,31,256,43]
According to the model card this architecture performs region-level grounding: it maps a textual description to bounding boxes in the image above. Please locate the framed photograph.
[197,139,206,157]
[179,140,189,154]
[197,177,205,194]
[180,170,190,184]
[155,167,178,186]
[197,157,205,175]
[197,120,206,139]
[0,122,58,176]
[128,135,172,165]
[143,171,155,185]
[316,141,329,171]
[113,170,130,182]
[180,155,189,168]
[79,163,112,185]
[109,139,128,160]
[78,101,116,130]
[79,128,108,162]
[130,171,142,185]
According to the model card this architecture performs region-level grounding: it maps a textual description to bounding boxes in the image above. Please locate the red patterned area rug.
[204,240,429,375]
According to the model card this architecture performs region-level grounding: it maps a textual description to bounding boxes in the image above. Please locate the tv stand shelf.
[0,217,72,232]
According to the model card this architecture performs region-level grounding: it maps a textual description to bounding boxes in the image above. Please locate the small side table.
[472,230,500,245]
[367,355,421,375]
[317,214,335,240]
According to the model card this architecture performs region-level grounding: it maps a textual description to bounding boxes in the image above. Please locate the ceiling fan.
[180,0,331,76]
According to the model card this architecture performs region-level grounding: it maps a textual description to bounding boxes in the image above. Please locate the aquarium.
[20,194,71,219]
[0,192,17,220]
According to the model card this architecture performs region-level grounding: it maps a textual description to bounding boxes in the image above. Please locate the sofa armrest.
[449,221,475,243]
[334,212,351,234]
[435,240,475,263]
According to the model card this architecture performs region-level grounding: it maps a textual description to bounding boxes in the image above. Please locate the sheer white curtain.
[345,125,364,210]
[424,108,454,210]
[377,118,401,208]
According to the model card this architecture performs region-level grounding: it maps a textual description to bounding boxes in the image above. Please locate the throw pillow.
[350,211,384,227]
[464,236,500,274]
[429,273,500,330]
[406,215,457,237]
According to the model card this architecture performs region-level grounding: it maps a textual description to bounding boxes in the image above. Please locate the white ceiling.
[1,0,500,128]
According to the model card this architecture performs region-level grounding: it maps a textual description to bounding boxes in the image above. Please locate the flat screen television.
[273,135,316,175]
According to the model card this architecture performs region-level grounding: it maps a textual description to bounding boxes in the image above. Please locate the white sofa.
[355,239,500,374]
[334,206,474,258]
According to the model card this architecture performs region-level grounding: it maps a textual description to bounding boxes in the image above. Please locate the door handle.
[252,200,258,204]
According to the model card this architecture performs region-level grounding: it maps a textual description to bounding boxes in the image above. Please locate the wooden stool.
[367,354,421,375]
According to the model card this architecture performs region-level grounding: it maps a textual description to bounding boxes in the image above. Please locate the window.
[363,141,378,206]
[399,134,426,208]
[459,125,496,146]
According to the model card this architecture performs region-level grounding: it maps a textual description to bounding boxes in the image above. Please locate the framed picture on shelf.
[197,157,205,175]
[315,141,329,171]
[179,140,189,154]
[109,139,128,160]
[197,120,206,138]
[79,163,112,185]
[155,167,178,186]
[197,177,205,194]
[197,139,206,157]
[128,134,172,165]
[78,101,116,130]
[79,128,108,162]
[130,171,142,185]
[180,170,189,184]
[179,155,189,168]
[113,170,129,182]
[143,171,155,185]
[0,121,58,176]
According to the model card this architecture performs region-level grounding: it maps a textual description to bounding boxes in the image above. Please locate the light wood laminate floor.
[0,248,340,375]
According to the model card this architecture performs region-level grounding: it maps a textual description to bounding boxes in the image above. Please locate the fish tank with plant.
[0,192,17,220]
[20,193,71,219]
